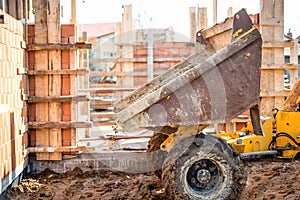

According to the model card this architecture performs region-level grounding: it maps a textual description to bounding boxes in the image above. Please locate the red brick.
[28,76,35,96]
[28,103,36,122]
[30,130,36,147]
[62,129,71,146]
[62,103,71,121]
[28,25,35,44]
[61,51,70,69]
[61,24,75,43]
[28,52,35,70]
[61,75,70,95]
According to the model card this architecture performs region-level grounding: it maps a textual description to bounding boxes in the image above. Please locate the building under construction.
[1,0,300,199]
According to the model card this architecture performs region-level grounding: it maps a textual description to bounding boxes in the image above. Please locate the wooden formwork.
[260,0,299,116]
[26,0,92,160]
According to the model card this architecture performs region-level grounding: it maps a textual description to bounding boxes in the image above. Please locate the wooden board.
[189,7,196,41]
[281,78,300,111]
[47,0,62,160]
[259,0,287,117]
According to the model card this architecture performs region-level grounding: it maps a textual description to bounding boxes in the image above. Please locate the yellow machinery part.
[160,112,300,159]
[219,118,273,154]
[160,125,208,152]
[271,111,300,158]
[160,119,274,154]
[281,150,300,159]
[275,111,300,147]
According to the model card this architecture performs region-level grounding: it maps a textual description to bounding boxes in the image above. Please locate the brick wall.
[0,10,27,194]
[133,42,195,86]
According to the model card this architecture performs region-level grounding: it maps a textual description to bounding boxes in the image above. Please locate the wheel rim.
[186,159,224,194]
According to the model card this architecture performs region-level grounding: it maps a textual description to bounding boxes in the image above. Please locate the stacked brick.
[132,42,195,86]
[0,10,28,193]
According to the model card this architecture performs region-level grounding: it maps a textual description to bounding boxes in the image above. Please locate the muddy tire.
[162,133,246,200]
[147,133,169,178]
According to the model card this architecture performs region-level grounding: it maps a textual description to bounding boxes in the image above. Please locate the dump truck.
[114,9,300,199]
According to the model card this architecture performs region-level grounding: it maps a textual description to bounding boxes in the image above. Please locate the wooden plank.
[69,49,77,153]
[89,57,182,63]
[261,64,299,70]
[89,70,166,77]
[227,7,233,18]
[86,87,136,93]
[213,0,217,24]
[90,82,116,88]
[289,39,299,88]
[88,92,117,97]
[189,7,196,41]
[70,0,76,24]
[27,69,89,75]
[34,0,49,161]
[28,95,88,103]
[119,4,134,97]
[273,0,285,110]
[28,121,92,129]
[200,17,233,51]
[281,78,300,111]
[34,0,49,160]
[198,7,207,30]
[28,146,90,153]
[200,17,233,39]
[92,120,116,127]
[263,41,294,48]
[90,112,115,119]
[259,0,286,116]
[47,0,61,160]
[90,99,114,107]
[34,1,48,43]
[260,90,290,97]
[27,42,92,51]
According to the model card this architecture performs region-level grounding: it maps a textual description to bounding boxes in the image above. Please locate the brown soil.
[241,159,300,200]
[5,159,300,200]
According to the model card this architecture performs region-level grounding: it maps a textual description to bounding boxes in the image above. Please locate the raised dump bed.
[115,9,262,131]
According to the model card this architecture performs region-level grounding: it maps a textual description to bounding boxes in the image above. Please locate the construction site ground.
[5,158,300,200]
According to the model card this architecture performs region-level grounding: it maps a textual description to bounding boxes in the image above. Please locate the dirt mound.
[241,159,300,200]
[6,167,166,200]
[5,160,300,200]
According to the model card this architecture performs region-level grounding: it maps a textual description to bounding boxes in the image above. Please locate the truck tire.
[162,133,246,200]
[147,132,169,178]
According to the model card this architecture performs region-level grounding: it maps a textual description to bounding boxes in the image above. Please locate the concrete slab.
[30,152,153,174]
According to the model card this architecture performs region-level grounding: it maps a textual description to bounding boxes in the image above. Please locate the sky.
[61,0,299,38]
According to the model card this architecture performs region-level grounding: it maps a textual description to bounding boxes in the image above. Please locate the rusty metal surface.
[115,9,262,131]
[232,9,253,40]
[114,43,216,113]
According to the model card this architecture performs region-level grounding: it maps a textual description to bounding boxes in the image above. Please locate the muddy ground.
[5,159,300,200]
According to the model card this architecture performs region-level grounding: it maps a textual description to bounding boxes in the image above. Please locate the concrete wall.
[30,152,150,174]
